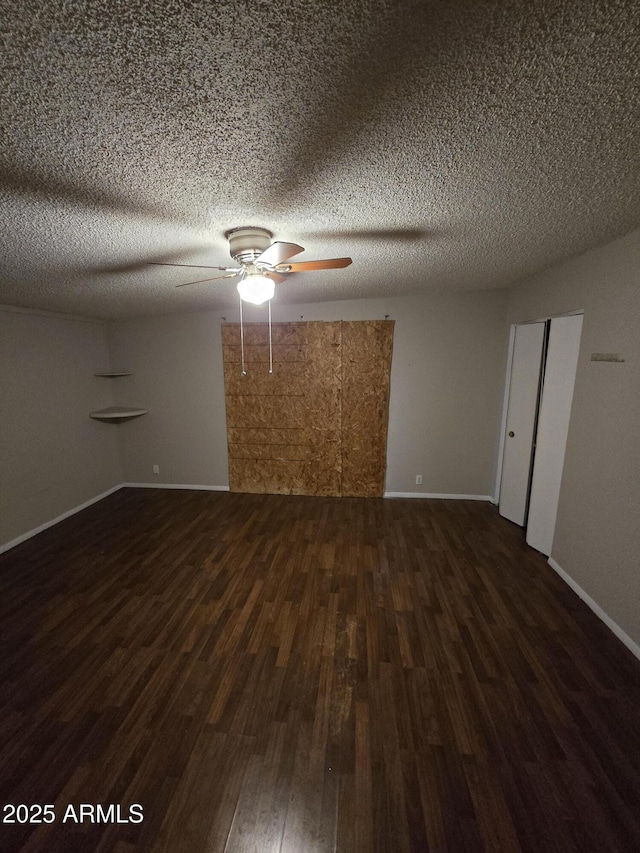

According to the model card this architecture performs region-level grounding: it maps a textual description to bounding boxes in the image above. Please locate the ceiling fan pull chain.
[268,299,273,374]
[239,293,247,376]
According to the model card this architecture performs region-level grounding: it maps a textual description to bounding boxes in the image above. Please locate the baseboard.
[548,557,640,662]
[123,482,230,491]
[0,484,123,555]
[384,492,493,501]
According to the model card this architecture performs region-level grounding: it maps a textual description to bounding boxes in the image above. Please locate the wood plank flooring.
[0,488,639,852]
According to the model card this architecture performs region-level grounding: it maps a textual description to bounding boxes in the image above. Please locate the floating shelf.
[90,407,148,421]
[94,372,132,377]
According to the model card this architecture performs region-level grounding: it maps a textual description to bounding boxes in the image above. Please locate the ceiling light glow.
[237,274,275,305]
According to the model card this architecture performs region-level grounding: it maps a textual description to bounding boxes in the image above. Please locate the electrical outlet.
[153,464,160,475]
[415,475,423,485]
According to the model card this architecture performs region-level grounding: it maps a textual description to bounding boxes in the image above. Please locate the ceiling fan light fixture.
[237,273,275,305]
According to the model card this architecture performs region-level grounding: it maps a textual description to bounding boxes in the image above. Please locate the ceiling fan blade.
[149,262,240,272]
[175,272,239,288]
[256,241,304,267]
[276,257,352,273]
[264,271,287,284]
[89,249,199,275]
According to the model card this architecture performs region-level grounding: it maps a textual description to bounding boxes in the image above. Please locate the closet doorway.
[498,313,583,555]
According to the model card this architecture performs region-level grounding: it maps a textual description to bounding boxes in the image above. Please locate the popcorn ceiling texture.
[0,0,638,318]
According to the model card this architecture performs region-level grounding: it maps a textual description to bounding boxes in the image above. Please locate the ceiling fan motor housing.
[226,227,273,265]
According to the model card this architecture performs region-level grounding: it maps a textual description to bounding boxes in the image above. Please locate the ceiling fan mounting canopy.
[225,226,273,265]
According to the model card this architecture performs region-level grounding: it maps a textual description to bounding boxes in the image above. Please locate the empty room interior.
[1,1,639,851]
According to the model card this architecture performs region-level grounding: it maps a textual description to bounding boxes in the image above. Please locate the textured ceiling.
[1,0,639,319]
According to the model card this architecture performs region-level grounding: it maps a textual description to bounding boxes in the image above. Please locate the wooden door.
[222,320,394,497]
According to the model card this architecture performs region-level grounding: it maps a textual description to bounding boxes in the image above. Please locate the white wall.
[506,227,640,650]
[107,312,230,487]
[108,290,508,497]
[0,307,123,549]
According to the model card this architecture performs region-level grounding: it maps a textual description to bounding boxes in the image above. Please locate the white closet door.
[526,314,583,555]
[499,322,546,526]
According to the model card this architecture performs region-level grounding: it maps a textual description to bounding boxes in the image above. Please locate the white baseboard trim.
[548,557,640,662]
[123,482,230,491]
[0,484,123,555]
[384,492,493,501]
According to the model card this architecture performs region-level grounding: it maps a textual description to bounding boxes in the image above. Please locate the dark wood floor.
[0,489,639,852]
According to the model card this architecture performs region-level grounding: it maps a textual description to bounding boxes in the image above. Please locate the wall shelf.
[92,371,144,420]
[90,407,148,421]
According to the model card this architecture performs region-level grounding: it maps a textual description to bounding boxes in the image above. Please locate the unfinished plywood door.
[223,321,341,496]
[222,320,394,497]
[341,320,394,496]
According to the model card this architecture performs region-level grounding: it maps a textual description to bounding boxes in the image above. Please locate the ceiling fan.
[149,226,352,304]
